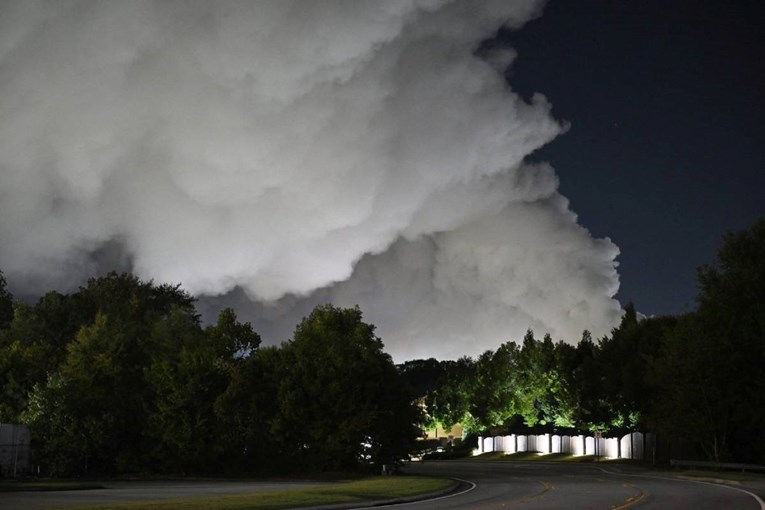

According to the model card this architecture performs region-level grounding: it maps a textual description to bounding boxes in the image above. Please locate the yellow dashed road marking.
[611,482,647,510]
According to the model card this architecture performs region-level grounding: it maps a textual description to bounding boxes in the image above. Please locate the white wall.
[477,431,653,460]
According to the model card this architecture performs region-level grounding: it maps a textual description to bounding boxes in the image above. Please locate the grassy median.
[44,476,454,510]
[469,451,647,464]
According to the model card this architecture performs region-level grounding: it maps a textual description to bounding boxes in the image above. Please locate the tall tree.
[568,330,611,430]
[398,358,446,398]
[145,307,261,473]
[514,331,559,426]
[145,308,231,473]
[272,305,421,471]
[0,293,82,422]
[205,307,261,358]
[598,308,675,432]
[21,273,203,474]
[651,219,765,462]
[24,314,127,474]
[425,356,476,431]
[214,345,284,473]
[650,313,737,462]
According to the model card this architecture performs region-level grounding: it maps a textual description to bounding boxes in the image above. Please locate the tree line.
[401,219,765,464]
[1,218,763,474]
[0,275,420,476]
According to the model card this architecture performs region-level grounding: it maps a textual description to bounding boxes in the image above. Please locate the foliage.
[19,273,215,474]
[649,219,765,462]
[424,356,476,430]
[696,219,765,462]
[145,309,231,473]
[398,358,446,398]
[272,305,422,471]
[0,293,82,422]
[421,219,765,465]
[2,218,764,473]
[4,286,422,475]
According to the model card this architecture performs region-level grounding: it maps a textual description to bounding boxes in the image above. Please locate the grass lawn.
[39,475,454,510]
[470,451,646,464]
[676,469,765,483]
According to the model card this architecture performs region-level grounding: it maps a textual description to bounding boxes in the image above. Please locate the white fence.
[477,431,654,460]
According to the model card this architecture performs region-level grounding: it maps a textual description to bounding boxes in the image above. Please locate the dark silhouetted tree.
[0,270,13,329]
[272,305,421,471]
[652,219,765,462]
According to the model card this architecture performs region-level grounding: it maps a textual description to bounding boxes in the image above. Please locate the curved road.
[395,460,765,509]
[2,463,762,509]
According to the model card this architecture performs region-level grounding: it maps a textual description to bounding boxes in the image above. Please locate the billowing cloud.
[0,0,622,360]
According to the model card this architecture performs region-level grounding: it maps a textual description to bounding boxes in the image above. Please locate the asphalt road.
[392,461,765,510]
[0,479,325,510]
[2,463,763,510]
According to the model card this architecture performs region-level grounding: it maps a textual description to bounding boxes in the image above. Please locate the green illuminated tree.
[0,292,82,422]
[24,313,126,474]
[425,356,476,431]
[479,342,523,428]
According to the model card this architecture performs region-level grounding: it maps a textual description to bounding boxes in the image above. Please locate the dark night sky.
[502,0,765,317]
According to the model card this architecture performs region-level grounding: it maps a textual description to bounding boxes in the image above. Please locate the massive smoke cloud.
[0,0,622,360]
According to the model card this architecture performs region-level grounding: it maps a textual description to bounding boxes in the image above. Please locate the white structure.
[503,435,515,454]
[572,435,585,456]
[585,436,595,455]
[476,431,653,460]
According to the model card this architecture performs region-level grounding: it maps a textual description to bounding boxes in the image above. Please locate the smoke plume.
[0,0,622,360]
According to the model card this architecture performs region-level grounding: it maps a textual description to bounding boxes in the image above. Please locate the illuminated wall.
[476,431,654,460]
